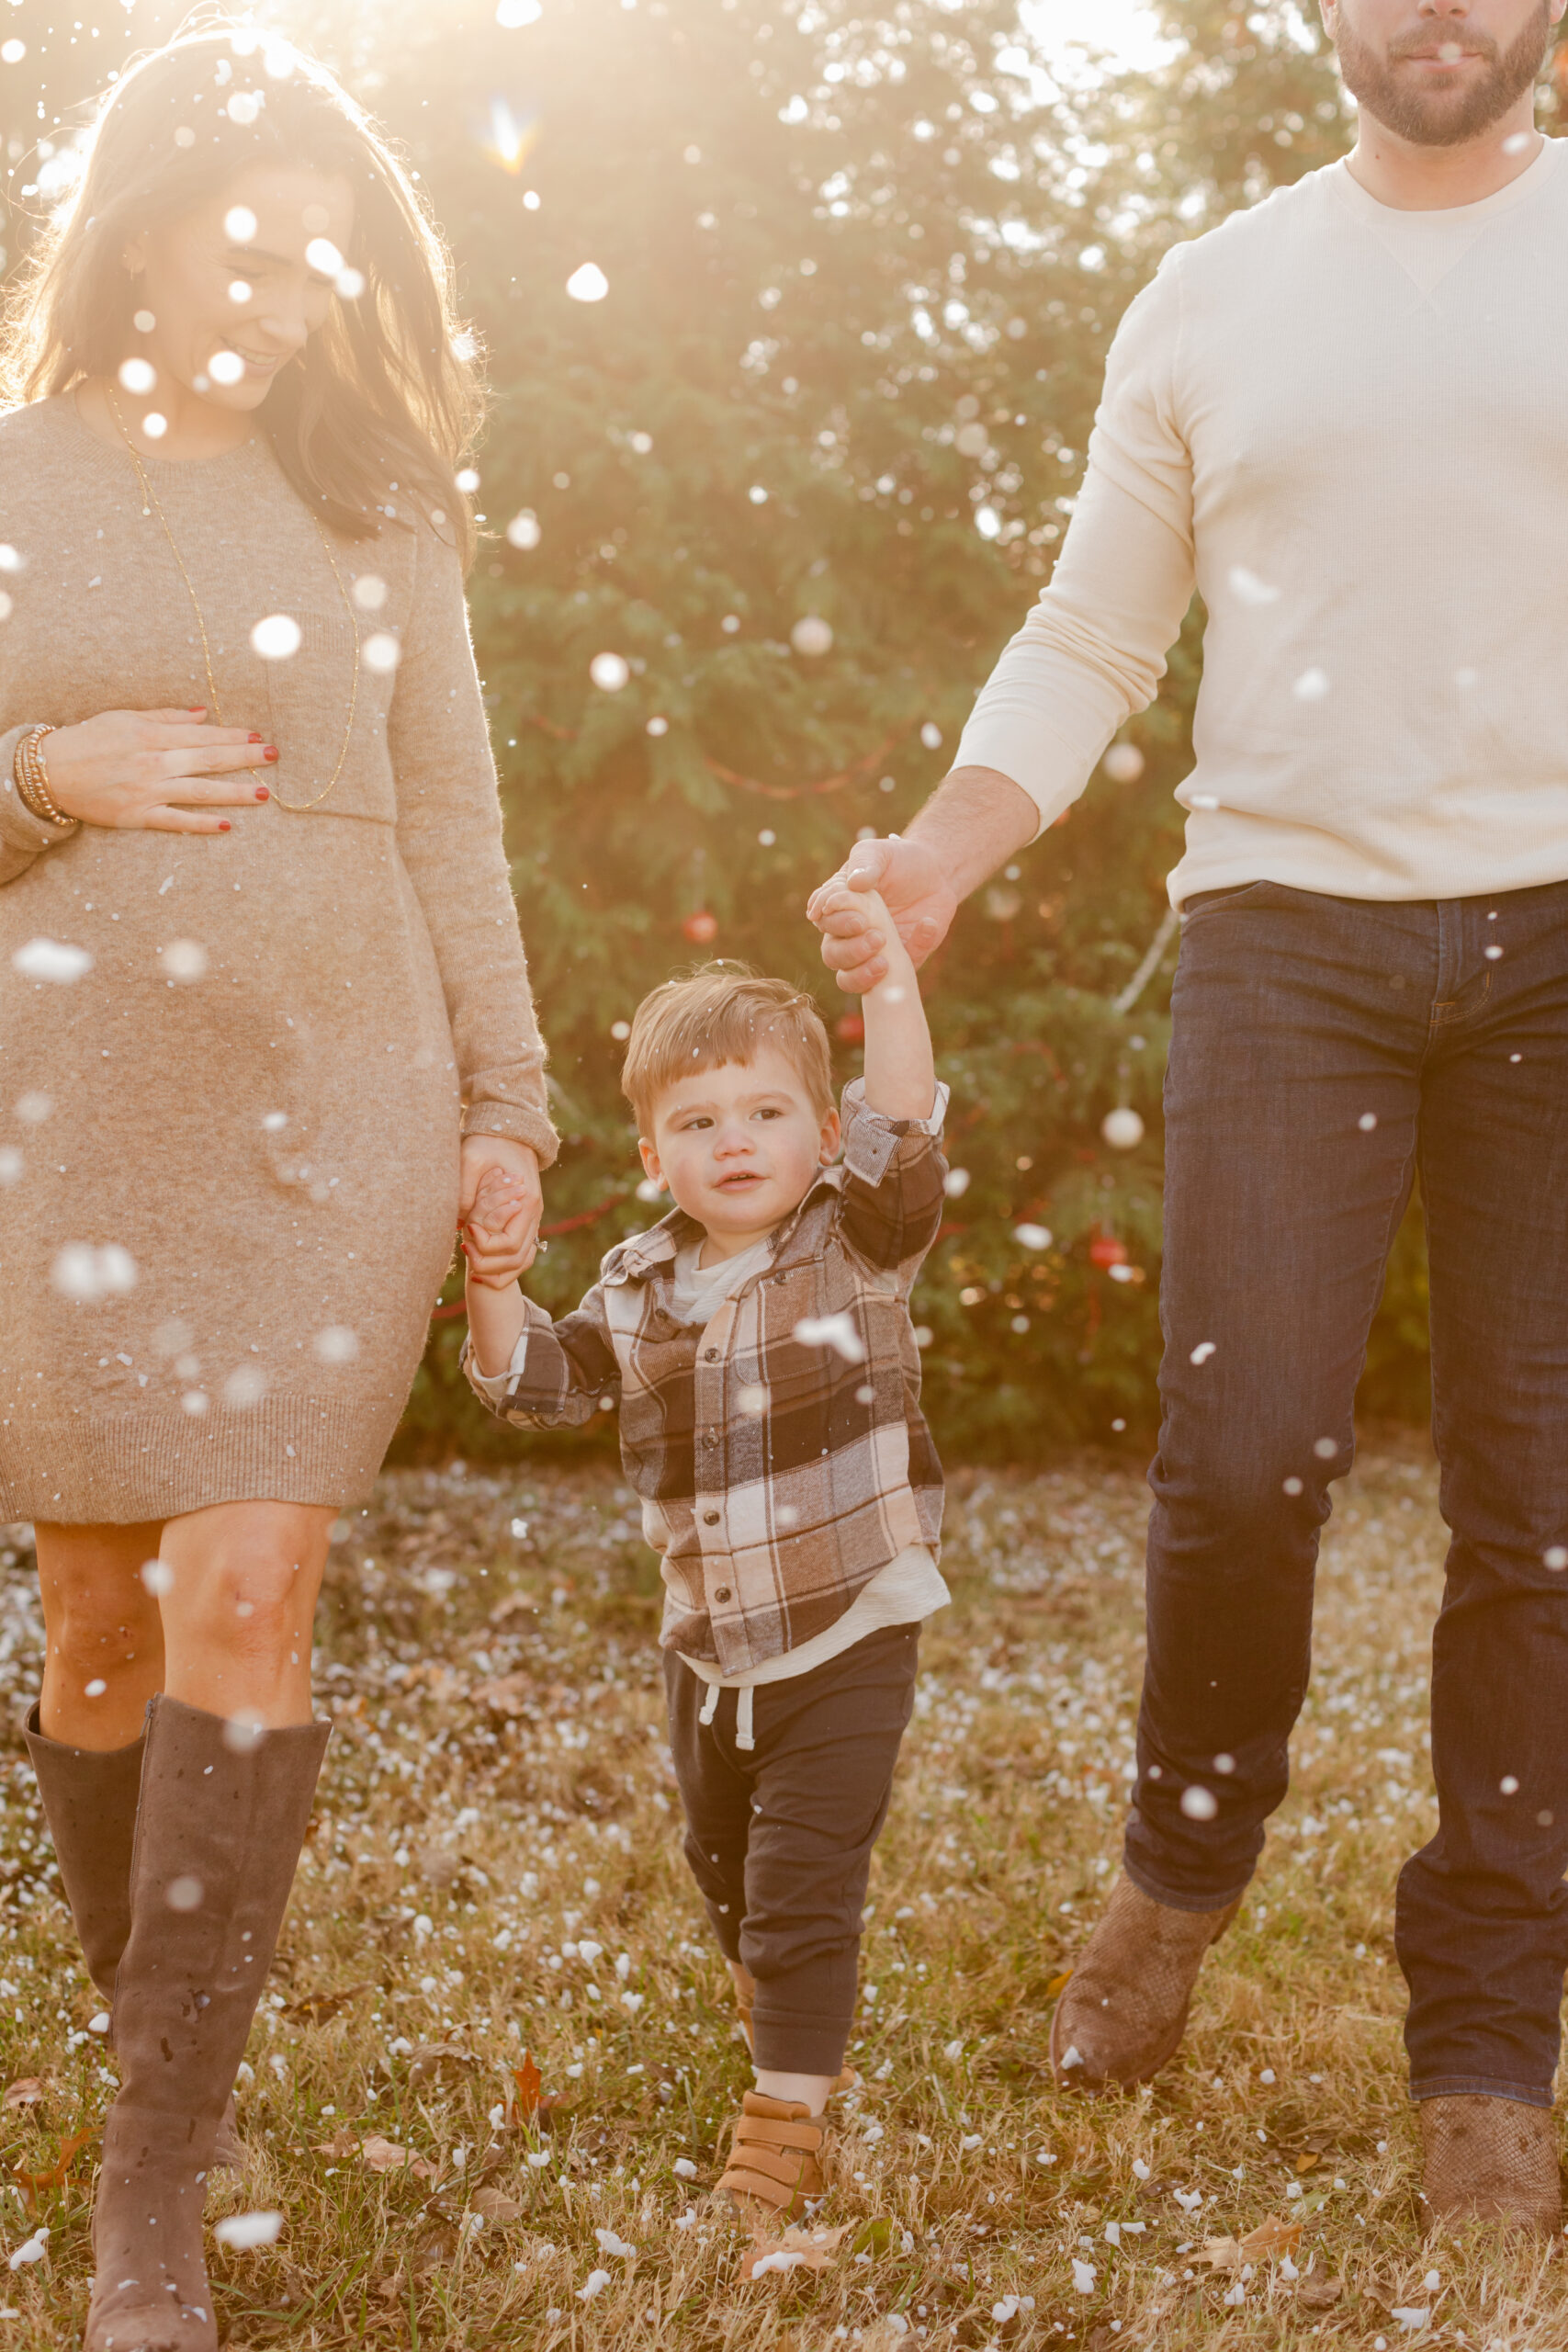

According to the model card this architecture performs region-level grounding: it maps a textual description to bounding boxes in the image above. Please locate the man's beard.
[1333,5,1552,146]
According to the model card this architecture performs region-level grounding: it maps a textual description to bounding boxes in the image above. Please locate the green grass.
[2,1442,1562,2347]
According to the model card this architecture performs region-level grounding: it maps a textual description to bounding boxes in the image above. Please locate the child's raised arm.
[840,881,937,1123]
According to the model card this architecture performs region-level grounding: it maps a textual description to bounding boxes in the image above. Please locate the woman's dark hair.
[0,21,480,559]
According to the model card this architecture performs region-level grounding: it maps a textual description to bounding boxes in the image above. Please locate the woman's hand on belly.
[44,707,276,832]
[459,1133,543,1280]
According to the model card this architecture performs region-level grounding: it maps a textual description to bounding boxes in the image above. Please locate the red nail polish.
[264,747,278,763]
[219,820,231,832]
[248,731,263,743]
[189,706,206,715]
[254,786,270,801]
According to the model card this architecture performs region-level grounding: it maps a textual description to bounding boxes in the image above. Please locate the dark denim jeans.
[1124,878,1568,2108]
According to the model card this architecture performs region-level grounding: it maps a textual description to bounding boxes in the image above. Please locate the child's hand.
[811,883,911,984]
[463,1165,540,1289]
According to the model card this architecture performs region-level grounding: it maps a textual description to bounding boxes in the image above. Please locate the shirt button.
[715,1587,732,1603]
[703,1510,719,1525]
[704,1347,719,1362]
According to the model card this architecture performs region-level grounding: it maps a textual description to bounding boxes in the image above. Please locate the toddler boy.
[462,889,949,2220]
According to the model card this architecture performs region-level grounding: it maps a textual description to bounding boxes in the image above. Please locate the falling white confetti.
[364,633,400,673]
[1358,1113,1378,1132]
[793,1312,866,1364]
[920,720,943,749]
[1180,1786,1218,1821]
[943,1167,971,1198]
[590,651,630,692]
[13,938,93,983]
[165,1875,204,1913]
[252,613,302,661]
[576,2268,613,2301]
[305,237,344,277]
[1102,742,1145,783]
[209,349,245,386]
[566,264,609,302]
[224,205,257,243]
[594,2228,636,2259]
[1391,2312,1431,2335]
[506,511,541,550]
[118,356,156,396]
[498,0,544,22]
[215,2211,284,2250]
[1190,1341,1217,1366]
[1071,2259,1097,2293]
[353,573,388,611]
[223,1365,266,1408]
[85,1679,107,1698]
[7,2228,48,2271]
[51,1244,137,1303]
[335,267,366,300]
[1012,1223,1053,1250]
[222,1713,266,1754]
[0,1148,19,1186]
[141,1559,175,1597]
[163,940,209,982]
[791,615,834,657]
[226,90,260,126]
[315,1327,360,1365]
[1545,1547,1568,1570]
[751,2251,806,2275]
[1228,566,1280,606]
[1292,667,1330,702]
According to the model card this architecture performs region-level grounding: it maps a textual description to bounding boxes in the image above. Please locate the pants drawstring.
[698,1679,720,1729]
[736,1686,756,1752]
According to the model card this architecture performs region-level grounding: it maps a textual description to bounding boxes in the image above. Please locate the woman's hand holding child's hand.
[463,1163,536,1290]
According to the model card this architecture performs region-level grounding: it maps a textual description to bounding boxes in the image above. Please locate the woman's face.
[124,164,355,417]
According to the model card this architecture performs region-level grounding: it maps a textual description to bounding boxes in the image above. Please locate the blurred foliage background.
[2,0,1491,1461]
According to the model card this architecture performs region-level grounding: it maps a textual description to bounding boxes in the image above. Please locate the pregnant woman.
[0,29,552,2348]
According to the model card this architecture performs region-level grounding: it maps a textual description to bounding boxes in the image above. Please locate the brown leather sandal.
[717,2091,829,2217]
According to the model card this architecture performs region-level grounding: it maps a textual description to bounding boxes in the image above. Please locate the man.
[811,0,1568,2233]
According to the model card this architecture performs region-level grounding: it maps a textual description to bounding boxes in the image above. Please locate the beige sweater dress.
[0,396,557,1523]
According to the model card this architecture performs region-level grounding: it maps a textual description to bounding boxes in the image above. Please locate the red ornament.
[1089,1234,1129,1270]
[682,910,718,945]
[834,1012,865,1045]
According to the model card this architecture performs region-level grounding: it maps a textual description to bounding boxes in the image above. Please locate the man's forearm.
[904,766,1041,902]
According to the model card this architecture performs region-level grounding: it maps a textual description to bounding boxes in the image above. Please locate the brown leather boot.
[23,1705,247,2178]
[1050,1874,1242,2090]
[716,2091,829,2220]
[1418,2095,1562,2234]
[85,1696,328,2352]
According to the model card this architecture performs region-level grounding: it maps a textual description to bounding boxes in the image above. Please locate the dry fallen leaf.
[510,2050,545,2120]
[312,2131,359,2161]
[1239,2217,1303,2261]
[1199,2235,1243,2273]
[472,2188,525,2222]
[470,1670,534,1717]
[284,1983,372,2025]
[1293,2149,1324,2176]
[1045,1969,1074,1999]
[359,2134,438,2182]
[740,2222,851,2280]
[407,2042,476,2087]
[13,2126,98,2211]
[3,2078,46,2111]
[1297,2276,1344,2312]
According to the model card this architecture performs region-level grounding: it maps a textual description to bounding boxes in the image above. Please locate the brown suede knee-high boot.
[85,1696,329,2352]
[22,1705,246,2177]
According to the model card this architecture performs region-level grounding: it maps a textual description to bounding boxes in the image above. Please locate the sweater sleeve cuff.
[460,1101,560,1167]
[0,726,79,873]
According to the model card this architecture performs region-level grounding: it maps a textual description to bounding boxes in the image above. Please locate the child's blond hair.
[621,963,833,1136]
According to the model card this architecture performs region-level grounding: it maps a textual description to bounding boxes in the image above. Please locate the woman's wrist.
[12,727,73,831]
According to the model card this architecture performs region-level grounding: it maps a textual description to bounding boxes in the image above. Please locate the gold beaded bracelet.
[12,725,72,831]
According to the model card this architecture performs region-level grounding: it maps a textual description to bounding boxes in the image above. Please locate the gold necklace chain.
[107,387,361,814]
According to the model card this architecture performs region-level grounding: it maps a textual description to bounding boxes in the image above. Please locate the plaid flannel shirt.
[463,1078,948,1676]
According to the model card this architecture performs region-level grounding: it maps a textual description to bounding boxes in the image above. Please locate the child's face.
[638,1044,840,1247]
